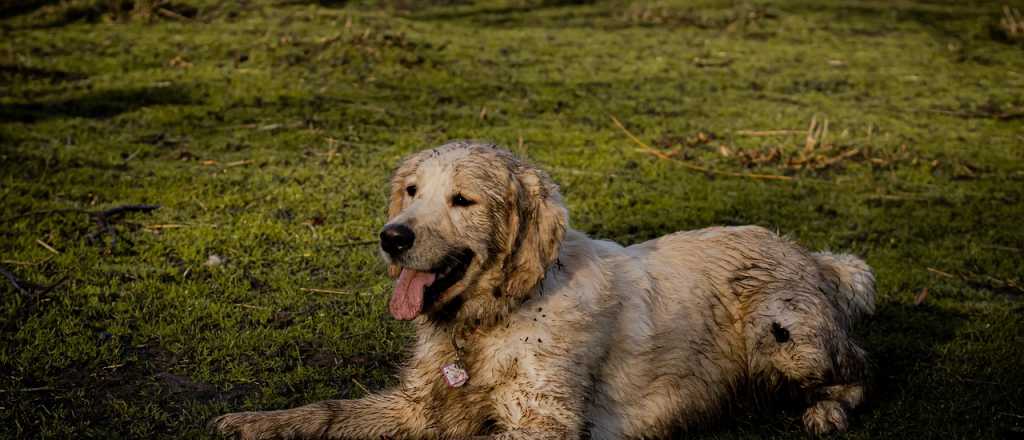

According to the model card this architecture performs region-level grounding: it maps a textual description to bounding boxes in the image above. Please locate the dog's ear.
[385,152,424,278]
[505,165,568,299]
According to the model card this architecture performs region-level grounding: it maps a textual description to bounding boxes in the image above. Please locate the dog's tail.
[814,252,876,324]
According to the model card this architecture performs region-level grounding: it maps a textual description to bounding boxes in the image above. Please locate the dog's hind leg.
[802,380,867,435]
[744,287,870,435]
[789,331,869,435]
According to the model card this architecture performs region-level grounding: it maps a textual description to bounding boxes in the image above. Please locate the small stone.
[204,254,225,267]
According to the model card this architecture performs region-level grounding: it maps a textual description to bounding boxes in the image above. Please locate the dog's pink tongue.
[390,269,436,320]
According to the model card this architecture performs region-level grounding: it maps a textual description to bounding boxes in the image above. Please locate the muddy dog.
[212,141,875,439]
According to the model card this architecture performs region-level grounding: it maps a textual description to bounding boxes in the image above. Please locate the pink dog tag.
[441,363,469,387]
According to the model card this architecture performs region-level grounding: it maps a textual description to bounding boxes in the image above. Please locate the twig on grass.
[35,239,60,254]
[955,376,1010,386]
[0,257,52,267]
[92,204,161,219]
[927,267,956,278]
[335,240,378,248]
[142,223,186,230]
[0,386,55,393]
[0,266,29,296]
[122,148,142,163]
[3,204,160,224]
[156,6,191,21]
[351,378,372,395]
[980,244,1021,253]
[36,275,69,296]
[610,115,794,181]
[927,267,1022,294]
[2,204,160,252]
[301,287,352,295]
[734,130,804,137]
[2,208,85,223]
[803,115,829,151]
[0,265,67,297]
[90,205,161,249]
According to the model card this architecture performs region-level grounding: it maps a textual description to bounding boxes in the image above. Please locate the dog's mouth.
[389,248,474,321]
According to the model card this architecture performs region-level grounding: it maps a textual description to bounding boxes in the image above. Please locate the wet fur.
[212,141,876,439]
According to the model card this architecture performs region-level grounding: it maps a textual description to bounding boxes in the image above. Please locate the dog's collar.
[449,324,468,360]
[449,320,484,357]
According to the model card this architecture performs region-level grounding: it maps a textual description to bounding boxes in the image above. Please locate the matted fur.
[212,141,876,439]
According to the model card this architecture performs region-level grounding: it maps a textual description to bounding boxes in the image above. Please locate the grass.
[1,0,1022,438]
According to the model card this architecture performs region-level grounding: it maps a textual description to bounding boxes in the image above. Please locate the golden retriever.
[212,141,875,439]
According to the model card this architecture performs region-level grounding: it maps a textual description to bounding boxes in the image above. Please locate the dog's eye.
[451,194,476,207]
[406,185,417,197]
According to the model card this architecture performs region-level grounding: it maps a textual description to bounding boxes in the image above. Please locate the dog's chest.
[418,298,580,433]
[414,328,548,435]
[470,312,561,380]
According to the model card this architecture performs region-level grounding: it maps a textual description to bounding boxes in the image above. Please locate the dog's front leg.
[469,424,576,440]
[211,388,433,440]
[467,389,583,440]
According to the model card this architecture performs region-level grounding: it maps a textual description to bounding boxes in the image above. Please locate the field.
[1,0,1022,438]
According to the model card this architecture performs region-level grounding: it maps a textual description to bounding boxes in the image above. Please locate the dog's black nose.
[380,224,415,257]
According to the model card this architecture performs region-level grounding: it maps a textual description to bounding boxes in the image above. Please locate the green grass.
[1,0,1022,438]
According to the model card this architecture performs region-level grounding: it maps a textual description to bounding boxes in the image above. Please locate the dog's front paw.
[802,400,848,435]
[209,411,284,440]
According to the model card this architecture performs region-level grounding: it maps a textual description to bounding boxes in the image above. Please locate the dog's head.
[379,141,567,322]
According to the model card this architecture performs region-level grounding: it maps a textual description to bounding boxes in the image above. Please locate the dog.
[212,141,875,439]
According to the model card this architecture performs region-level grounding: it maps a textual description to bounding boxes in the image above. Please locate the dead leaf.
[914,287,929,306]
[168,55,192,68]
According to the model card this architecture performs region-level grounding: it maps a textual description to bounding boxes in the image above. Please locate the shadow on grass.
[0,85,194,123]
[864,303,965,384]
[0,0,60,19]
[649,303,970,440]
[779,0,1005,40]
[0,63,88,84]
[275,0,479,9]
[3,1,198,29]
[0,0,109,29]
[409,0,594,21]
